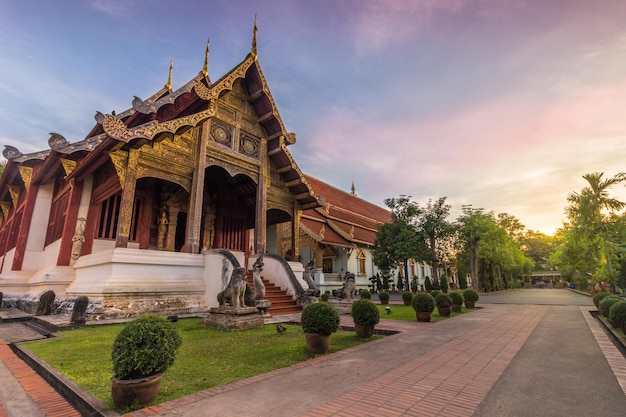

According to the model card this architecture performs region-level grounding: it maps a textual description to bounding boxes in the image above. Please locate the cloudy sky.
[2,0,626,235]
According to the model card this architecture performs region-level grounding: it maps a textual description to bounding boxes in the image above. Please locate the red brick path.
[0,340,81,417]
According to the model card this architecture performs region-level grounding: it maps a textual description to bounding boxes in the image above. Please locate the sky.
[2,0,626,235]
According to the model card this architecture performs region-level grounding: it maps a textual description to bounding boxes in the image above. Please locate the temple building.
[0,26,398,318]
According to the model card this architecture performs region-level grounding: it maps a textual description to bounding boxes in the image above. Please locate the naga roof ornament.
[202,38,210,79]
[165,59,173,91]
[251,15,258,60]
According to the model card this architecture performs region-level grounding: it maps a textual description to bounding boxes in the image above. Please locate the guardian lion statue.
[337,271,357,301]
[217,267,247,308]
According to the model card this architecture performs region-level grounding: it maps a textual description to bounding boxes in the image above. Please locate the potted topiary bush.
[301,302,340,354]
[430,289,442,300]
[378,291,390,305]
[411,292,435,322]
[321,290,330,302]
[435,293,452,317]
[351,299,380,338]
[111,315,182,409]
[462,288,480,308]
[449,290,464,312]
[402,291,413,306]
[360,289,372,300]
[608,301,626,333]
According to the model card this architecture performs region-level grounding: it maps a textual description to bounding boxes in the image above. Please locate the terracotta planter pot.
[111,373,163,409]
[416,312,431,322]
[465,300,475,309]
[437,306,451,317]
[305,333,331,354]
[451,304,462,312]
[354,324,375,338]
[380,300,389,305]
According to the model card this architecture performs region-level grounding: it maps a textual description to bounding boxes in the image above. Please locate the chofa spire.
[165,59,173,91]
[202,38,210,79]
[251,14,258,60]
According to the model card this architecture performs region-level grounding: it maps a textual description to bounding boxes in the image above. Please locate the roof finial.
[202,38,210,78]
[251,14,258,60]
[165,59,173,90]
[351,178,357,196]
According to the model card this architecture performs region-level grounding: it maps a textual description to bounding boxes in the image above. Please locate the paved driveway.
[480,288,594,306]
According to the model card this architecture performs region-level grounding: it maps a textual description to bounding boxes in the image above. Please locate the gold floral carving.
[60,158,77,176]
[193,56,254,101]
[108,150,128,190]
[8,185,20,208]
[0,201,9,220]
[17,166,32,191]
[100,106,215,143]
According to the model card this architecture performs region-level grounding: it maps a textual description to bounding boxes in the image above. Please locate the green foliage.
[402,291,413,305]
[593,292,611,308]
[424,276,433,291]
[449,290,464,305]
[111,315,182,380]
[599,296,623,317]
[430,290,442,299]
[321,292,330,302]
[351,299,381,326]
[439,276,448,292]
[360,289,372,299]
[462,288,480,302]
[434,293,451,308]
[410,277,418,292]
[458,275,468,290]
[301,302,340,336]
[411,292,435,313]
[378,291,390,302]
[608,301,626,327]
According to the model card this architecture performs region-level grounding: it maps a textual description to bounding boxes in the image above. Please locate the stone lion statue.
[337,272,357,301]
[217,267,247,308]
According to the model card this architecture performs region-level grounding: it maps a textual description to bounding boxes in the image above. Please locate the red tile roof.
[302,175,391,247]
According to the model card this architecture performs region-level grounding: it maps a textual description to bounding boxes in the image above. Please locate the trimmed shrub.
[301,302,340,336]
[351,299,380,326]
[360,289,372,300]
[435,293,451,308]
[449,290,464,305]
[402,291,413,305]
[599,296,624,318]
[593,292,611,308]
[608,301,626,328]
[430,290,442,299]
[378,291,390,304]
[411,292,435,313]
[321,292,330,302]
[424,276,433,292]
[112,315,182,380]
[462,288,480,302]
[439,276,448,293]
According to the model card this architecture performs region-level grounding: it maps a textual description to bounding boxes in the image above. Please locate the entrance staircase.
[246,272,302,316]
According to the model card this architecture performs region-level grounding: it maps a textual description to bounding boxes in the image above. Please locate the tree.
[563,172,626,288]
[415,197,454,290]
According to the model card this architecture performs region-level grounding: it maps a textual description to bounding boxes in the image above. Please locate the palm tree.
[566,172,626,284]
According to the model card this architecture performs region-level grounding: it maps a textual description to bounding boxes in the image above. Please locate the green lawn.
[375,303,472,322]
[23,318,379,412]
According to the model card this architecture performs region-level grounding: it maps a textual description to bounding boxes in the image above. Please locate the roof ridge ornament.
[251,14,258,60]
[202,38,210,79]
[166,59,173,91]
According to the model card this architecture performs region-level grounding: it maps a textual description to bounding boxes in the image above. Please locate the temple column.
[165,206,180,251]
[186,123,208,253]
[57,179,84,266]
[291,203,301,262]
[254,138,268,253]
[115,149,138,248]
[314,245,324,270]
[11,180,38,271]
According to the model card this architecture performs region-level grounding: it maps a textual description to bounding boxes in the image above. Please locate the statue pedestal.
[255,300,271,318]
[202,306,264,331]
[329,299,354,314]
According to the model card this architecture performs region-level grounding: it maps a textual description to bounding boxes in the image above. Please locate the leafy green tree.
[415,197,454,290]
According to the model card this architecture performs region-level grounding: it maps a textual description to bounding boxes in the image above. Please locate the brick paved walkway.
[301,305,548,417]
[0,340,81,417]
